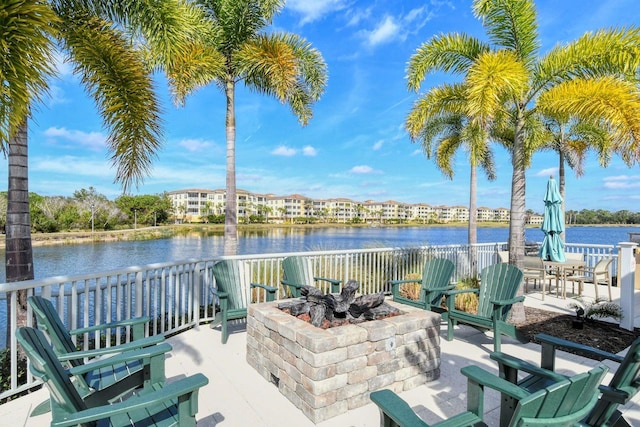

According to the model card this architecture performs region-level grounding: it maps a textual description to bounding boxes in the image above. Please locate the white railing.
[0,241,618,400]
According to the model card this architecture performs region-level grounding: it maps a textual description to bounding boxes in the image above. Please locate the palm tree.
[538,115,612,234]
[0,0,201,342]
[405,85,498,246]
[409,0,640,267]
[167,0,328,255]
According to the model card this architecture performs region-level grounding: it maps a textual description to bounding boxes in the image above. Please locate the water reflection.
[0,225,636,282]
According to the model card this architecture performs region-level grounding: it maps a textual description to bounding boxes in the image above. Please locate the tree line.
[0,187,172,233]
[566,210,640,225]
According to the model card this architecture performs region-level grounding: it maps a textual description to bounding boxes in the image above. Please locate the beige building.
[166,188,513,224]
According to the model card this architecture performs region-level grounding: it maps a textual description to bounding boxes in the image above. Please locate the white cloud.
[43,127,106,151]
[603,175,640,189]
[31,156,113,177]
[345,7,372,27]
[535,167,558,177]
[179,138,212,152]
[362,16,400,47]
[350,165,380,174]
[373,140,384,150]
[271,145,297,156]
[302,146,317,156]
[287,0,348,25]
[411,149,423,156]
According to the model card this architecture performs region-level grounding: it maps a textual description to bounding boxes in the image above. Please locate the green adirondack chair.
[210,259,278,344]
[17,327,208,427]
[444,263,526,352]
[28,295,167,404]
[370,363,608,427]
[281,256,342,297]
[389,258,455,318]
[492,333,640,427]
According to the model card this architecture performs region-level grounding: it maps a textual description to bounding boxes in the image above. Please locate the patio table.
[543,259,586,298]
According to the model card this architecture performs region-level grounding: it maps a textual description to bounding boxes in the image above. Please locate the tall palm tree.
[0,0,201,342]
[538,115,612,235]
[167,0,328,255]
[407,49,527,273]
[409,0,640,267]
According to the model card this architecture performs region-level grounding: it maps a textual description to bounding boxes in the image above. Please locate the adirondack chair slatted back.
[17,327,88,415]
[512,366,608,426]
[421,258,455,306]
[282,256,314,288]
[477,263,523,320]
[586,337,640,426]
[28,295,82,367]
[213,260,250,310]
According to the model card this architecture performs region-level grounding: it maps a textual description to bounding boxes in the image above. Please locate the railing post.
[135,271,143,318]
[618,242,637,331]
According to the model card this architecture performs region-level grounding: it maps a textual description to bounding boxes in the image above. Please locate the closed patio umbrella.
[539,176,566,262]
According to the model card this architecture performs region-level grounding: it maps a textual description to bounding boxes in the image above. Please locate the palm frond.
[473,0,540,67]
[537,26,640,87]
[538,77,640,166]
[59,14,163,192]
[465,50,529,125]
[406,33,489,91]
[238,32,327,125]
[0,1,59,147]
[405,83,467,138]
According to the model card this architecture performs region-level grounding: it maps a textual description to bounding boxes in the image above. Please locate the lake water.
[1,225,638,281]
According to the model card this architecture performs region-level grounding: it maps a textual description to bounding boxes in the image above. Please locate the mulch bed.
[516,307,640,358]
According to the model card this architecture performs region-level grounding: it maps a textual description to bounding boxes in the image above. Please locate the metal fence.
[0,241,617,400]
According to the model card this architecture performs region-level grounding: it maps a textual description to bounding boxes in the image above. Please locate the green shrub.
[398,273,422,300]
[454,277,480,313]
[0,348,28,400]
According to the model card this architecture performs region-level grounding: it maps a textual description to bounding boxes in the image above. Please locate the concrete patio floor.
[3,282,640,426]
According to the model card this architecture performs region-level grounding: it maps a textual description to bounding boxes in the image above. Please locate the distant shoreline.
[0,222,631,249]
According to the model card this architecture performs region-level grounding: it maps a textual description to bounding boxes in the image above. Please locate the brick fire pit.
[246,300,441,423]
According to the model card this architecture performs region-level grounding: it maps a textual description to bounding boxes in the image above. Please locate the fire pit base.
[247,300,441,423]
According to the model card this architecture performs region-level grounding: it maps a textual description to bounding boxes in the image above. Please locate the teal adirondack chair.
[370,363,608,427]
[17,327,208,427]
[281,256,342,297]
[444,263,526,352]
[492,333,640,427]
[389,258,455,318]
[28,295,167,405]
[210,259,278,344]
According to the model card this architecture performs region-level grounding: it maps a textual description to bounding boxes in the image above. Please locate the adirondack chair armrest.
[430,284,456,292]
[598,384,632,405]
[280,279,303,290]
[70,316,151,337]
[250,282,278,292]
[250,282,278,301]
[369,389,429,427]
[389,279,420,286]
[461,365,530,400]
[490,352,567,383]
[50,373,209,427]
[534,333,623,364]
[56,335,165,362]
[314,277,342,286]
[68,343,172,376]
[490,296,525,307]
[210,287,228,299]
[445,288,479,296]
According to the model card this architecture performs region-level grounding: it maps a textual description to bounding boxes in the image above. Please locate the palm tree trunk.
[5,120,34,347]
[223,75,238,255]
[468,163,478,276]
[508,111,527,323]
[558,148,566,242]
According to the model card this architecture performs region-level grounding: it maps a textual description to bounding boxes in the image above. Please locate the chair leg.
[593,280,599,300]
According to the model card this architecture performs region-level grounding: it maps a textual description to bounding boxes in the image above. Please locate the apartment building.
[166,189,512,223]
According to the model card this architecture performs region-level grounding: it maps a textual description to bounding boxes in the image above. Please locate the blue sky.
[3,0,640,213]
